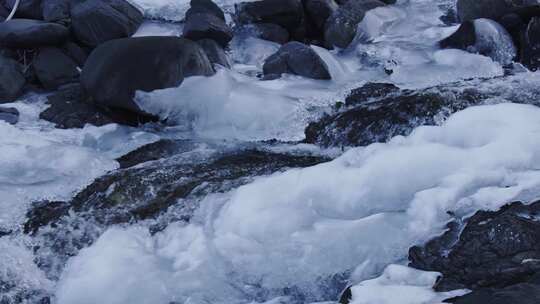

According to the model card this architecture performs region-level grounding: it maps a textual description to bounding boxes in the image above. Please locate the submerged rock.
[81,36,214,114]
[0,106,19,124]
[0,19,69,48]
[263,41,331,79]
[70,0,143,47]
[410,201,540,291]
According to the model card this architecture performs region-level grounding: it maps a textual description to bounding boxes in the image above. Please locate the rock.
[70,0,143,47]
[81,36,214,113]
[263,41,331,79]
[183,12,233,47]
[0,55,25,102]
[456,0,540,22]
[40,83,156,128]
[42,0,70,23]
[235,0,304,33]
[185,0,225,21]
[409,201,540,291]
[4,0,42,20]
[197,39,230,68]
[448,283,540,304]
[521,17,540,71]
[304,85,483,147]
[61,42,88,66]
[0,19,69,48]
[235,23,290,44]
[345,82,400,106]
[304,0,338,30]
[33,47,79,89]
[0,106,18,124]
[324,0,386,49]
[440,18,517,65]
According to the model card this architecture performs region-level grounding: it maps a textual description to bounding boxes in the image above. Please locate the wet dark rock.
[324,0,385,49]
[410,201,540,291]
[185,0,225,21]
[183,12,233,47]
[0,19,69,48]
[4,0,42,19]
[263,41,331,79]
[345,82,400,106]
[521,17,540,71]
[116,139,199,169]
[70,0,143,47]
[456,0,538,22]
[40,84,114,128]
[33,47,79,89]
[42,0,70,23]
[235,23,290,44]
[0,55,25,102]
[24,201,71,234]
[81,36,214,114]
[235,0,304,33]
[61,41,88,66]
[439,20,476,50]
[197,38,230,68]
[305,85,483,147]
[447,282,540,304]
[0,106,18,124]
[304,0,338,30]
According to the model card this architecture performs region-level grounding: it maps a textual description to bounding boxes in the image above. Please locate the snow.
[55,103,540,304]
[348,265,468,304]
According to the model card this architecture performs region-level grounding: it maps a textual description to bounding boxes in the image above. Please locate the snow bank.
[56,103,540,304]
[349,265,468,304]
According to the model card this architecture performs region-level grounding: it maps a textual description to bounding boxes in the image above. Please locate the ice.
[0,98,158,230]
[348,265,468,304]
[56,103,540,303]
[230,36,281,68]
[133,20,183,37]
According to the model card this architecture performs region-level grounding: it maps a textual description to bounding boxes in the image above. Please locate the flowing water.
[3,0,540,303]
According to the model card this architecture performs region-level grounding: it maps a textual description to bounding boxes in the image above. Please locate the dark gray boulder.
[70,0,143,47]
[183,12,233,47]
[324,0,385,49]
[0,55,25,102]
[410,201,540,291]
[263,41,331,79]
[42,0,70,23]
[185,0,225,21]
[439,20,477,50]
[448,283,540,304]
[235,0,304,33]
[456,0,540,22]
[33,47,79,89]
[61,41,89,66]
[235,23,290,44]
[521,17,540,71]
[197,39,231,68]
[304,0,338,30]
[0,19,69,48]
[4,0,42,19]
[81,36,214,113]
[0,106,18,124]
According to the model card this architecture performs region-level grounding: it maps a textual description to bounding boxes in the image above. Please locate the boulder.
[304,0,338,30]
[81,36,214,113]
[263,41,331,79]
[0,106,18,124]
[521,17,540,71]
[70,0,143,47]
[235,0,304,33]
[0,55,25,102]
[440,18,516,65]
[42,0,70,23]
[61,41,89,66]
[409,201,540,291]
[448,283,540,304]
[197,39,231,68]
[33,47,79,89]
[4,0,42,20]
[324,0,386,49]
[0,19,69,48]
[456,0,540,22]
[235,23,290,44]
[185,0,225,21]
[183,12,233,47]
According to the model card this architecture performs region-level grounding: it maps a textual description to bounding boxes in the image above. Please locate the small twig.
[5,0,20,21]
